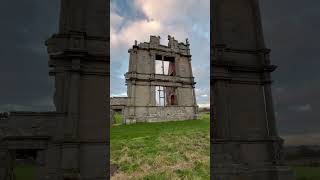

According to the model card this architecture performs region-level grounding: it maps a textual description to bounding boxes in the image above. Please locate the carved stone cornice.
[46,32,109,58]
[212,61,277,73]
[125,72,195,85]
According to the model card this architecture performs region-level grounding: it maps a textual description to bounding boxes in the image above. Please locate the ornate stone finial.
[168,35,171,40]
[134,40,137,46]
[186,38,189,45]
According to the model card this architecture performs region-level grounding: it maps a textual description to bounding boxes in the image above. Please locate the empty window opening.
[165,56,176,76]
[155,55,176,75]
[155,60,169,75]
[156,86,166,106]
[14,149,37,179]
[155,86,177,106]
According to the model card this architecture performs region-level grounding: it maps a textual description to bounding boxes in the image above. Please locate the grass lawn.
[110,113,210,180]
[14,165,35,180]
[292,166,320,180]
[114,111,124,125]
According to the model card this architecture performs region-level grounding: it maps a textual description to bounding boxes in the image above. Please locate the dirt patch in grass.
[110,164,119,177]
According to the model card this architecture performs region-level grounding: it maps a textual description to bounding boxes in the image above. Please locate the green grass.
[110,113,210,180]
[14,165,35,180]
[292,166,320,180]
[114,112,124,125]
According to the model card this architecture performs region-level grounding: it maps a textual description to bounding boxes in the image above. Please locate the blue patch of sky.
[111,0,146,21]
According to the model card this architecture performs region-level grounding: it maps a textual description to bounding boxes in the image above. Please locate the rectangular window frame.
[154,55,175,75]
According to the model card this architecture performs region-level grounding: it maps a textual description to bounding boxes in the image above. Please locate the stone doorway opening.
[112,109,124,125]
[14,149,37,180]
[110,97,128,125]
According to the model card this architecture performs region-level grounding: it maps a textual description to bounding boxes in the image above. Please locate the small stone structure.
[123,35,199,123]
[110,97,128,124]
[110,97,128,112]
[0,0,109,179]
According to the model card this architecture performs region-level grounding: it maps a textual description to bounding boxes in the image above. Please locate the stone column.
[211,0,295,179]
[174,55,180,77]
[187,55,198,118]
[46,0,109,179]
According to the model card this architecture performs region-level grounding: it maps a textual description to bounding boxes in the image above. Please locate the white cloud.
[290,104,312,112]
[114,19,162,47]
[195,87,210,106]
[195,88,210,96]
[111,92,127,97]
[134,0,209,24]
[111,11,124,30]
[111,18,189,52]
[283,132,320,146]
[198,103,210,108]
[274,86,285,93]
[110,0,209,51]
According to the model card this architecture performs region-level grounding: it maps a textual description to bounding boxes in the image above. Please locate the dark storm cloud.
[259,0,320,136]
[0,0,60,112]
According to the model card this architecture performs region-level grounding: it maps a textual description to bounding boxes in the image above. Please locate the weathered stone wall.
[136,50,153,74]
[1,112,64,138]
[0,112,66,180]
[110,97,128,107]
[177,56,192,77]
[124,35,198,123]
[125,106,198,123]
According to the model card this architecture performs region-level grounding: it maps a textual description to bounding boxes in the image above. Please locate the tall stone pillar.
[211,0,295,179]
[46,0,109,179]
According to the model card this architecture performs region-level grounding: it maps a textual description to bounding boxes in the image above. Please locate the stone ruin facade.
[123,35,199,123]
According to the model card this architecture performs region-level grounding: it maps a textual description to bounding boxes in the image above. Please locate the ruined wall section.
[110,97,128,107]
[124,35,198,123]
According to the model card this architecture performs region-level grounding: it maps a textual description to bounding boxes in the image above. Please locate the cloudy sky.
[110,0,210,108]
[0,0,319,141]
[259,0,320,139]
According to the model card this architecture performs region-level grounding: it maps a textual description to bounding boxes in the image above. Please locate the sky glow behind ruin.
[110,0,210,108]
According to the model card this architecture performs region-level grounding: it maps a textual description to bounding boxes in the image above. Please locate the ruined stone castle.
[111,35,199,123]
